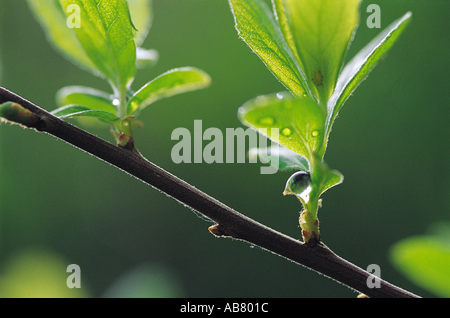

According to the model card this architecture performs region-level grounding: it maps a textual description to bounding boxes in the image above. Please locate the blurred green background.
[0,0,448,298]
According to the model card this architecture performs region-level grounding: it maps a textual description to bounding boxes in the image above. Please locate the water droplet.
[291,171,311,190]
[299,185,313,203]
[258,117,275,126]
[281,127,293,137]
[112,99,120,107]
[276,93,284,100]
[283,171,312,204]
[312,130,319,137]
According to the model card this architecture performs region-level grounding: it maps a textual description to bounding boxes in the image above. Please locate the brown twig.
[0,87,420,298]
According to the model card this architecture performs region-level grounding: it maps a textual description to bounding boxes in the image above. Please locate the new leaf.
[60,0,137,93]
[276,0,361,102]
[326,12,412,137]
[229,0,308,97]
[127,67,211,115]
[238,92,326,162]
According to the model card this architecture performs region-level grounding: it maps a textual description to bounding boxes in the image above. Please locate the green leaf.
[28,0,153,76]
[27,0,98,74]
[326,12,412,136]
[60,0,137,92]
[238,92,326,163]
[127,67,211,115]
[51,105,120,123]
[310,157,343,198]
[127,0,153,46]
[250,145,310,172]
[278,0,361,102]
[229,0,308,97]
[272,0,304,75]
[391,223,450,297]
[56,86,117,114]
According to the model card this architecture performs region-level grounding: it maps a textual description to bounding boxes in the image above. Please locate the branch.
[0,87,420,298]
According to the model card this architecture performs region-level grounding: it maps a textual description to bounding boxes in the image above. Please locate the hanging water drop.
[283,171,312,204]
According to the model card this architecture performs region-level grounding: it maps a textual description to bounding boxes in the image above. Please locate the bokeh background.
[0,0,448,298]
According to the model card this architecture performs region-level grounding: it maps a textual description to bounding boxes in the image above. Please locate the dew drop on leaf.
[281,127,293,137]
[258,117,275,126]
[312,130,319,137]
